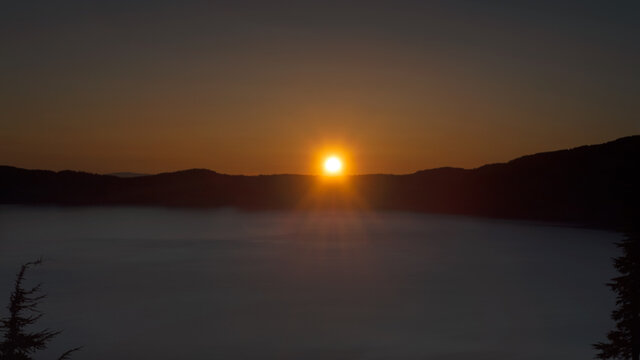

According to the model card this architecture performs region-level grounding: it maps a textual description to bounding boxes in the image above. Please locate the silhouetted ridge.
[1,136,638,228]
[107,172,150,178]
[412,167,469,176]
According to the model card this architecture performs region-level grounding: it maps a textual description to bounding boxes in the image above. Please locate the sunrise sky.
[1,0,638,175]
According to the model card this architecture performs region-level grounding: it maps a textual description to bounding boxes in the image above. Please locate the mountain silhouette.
[1,136,638,228]
[107,172,150,178]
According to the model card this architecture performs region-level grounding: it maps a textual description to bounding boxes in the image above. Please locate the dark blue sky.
[1,0,638,174]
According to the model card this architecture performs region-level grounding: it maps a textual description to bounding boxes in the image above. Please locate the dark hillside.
[1,136,638,228]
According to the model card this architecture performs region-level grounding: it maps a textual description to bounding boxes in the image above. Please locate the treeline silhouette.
[0,259,80,360]
[1,135,638,228]
[594,230,640,360]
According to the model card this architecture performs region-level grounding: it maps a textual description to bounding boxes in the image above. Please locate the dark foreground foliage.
[0,259,80,360]
[594,231,640,360]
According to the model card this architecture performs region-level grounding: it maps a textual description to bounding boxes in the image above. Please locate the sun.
[323,156,343,175]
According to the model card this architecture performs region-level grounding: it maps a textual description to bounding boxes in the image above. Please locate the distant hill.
[1,136,638,229]
[107,172,150,178]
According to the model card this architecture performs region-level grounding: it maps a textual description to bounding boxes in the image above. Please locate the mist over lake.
[0,206,620,360]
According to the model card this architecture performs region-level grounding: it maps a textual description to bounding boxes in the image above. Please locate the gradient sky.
[1,0,639,175]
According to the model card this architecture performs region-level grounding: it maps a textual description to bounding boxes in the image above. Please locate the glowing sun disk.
[324,156,343,175]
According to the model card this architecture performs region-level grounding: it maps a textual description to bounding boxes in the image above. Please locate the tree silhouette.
[594,232,640,360]
[0,259,80,360]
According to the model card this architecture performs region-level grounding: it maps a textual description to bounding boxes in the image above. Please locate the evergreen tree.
[0,259,80,360]
[594,232,640,360]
